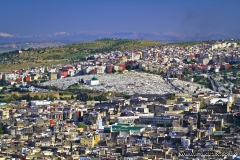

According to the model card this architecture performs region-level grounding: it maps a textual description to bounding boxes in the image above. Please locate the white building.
[86,77,99,85]
[210,98,228,104]
[181,136,190,147]
[117,116,139,124]
[31,100,51,106]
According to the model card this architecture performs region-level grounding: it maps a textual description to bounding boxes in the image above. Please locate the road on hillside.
[166,71,184,93]
[207,74,218,92]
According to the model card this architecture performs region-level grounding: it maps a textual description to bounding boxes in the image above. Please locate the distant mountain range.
[0,31,235,44]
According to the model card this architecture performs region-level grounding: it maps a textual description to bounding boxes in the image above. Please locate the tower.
[98,117,103,130]
[228,90,233,103]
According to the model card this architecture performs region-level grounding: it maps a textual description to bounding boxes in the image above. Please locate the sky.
[1,0,240,38]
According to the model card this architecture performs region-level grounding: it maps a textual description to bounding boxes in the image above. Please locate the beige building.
[0,106,9,120]
[48,72,58,80]
[80,134,99,147]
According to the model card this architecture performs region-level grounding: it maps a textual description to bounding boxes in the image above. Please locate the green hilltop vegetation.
[165,41,204,47]
[0,38,162,72]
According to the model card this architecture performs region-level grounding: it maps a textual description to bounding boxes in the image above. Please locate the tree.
[134,119,140,124]
[77,93,90,101]
[94,95,108,102]
[145,120,150,125]
[40,95,45,100]
[116,60,121,64]
[80,78,84,84]
[200,104,205,109]
[77,123,86,128]
[89,95,93,101]
[158,71,164,75]
[135,64,139,69]
[164,121,172,127]
[12,86,20,92]
[0,87,7,94]
[0,124,4,134]
[70,142,73,153]
[118,70,123,74]
[33,95,40,100]
[26,93,31,101]
[156,123,164,127]
[182,70,192,76]
[11,93,19,100]
[167,94,175,100]
[0,79,7,86]
[233,71,237,77]
[112,68,116,73]
[126,64,133,71]
[123,95,131,99]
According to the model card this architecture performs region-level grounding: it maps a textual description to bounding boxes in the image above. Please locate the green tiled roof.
[103,123,144,133]
[112,125,144,133]
[91,77,98,80]
[213,131,226,135]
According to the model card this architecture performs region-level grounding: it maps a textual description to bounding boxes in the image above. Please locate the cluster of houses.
[0,91,240,159]
[0,40,240,159]
[0,41,239,87]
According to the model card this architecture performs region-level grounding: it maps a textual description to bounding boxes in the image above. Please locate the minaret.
[98,117,103,130]
[228,90,233,103]
[227,90,233,113]
[131,52,134,60]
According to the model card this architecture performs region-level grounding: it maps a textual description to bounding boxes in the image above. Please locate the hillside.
[0,42,65,54]
[0,39,162,72]
[166,39,239,47]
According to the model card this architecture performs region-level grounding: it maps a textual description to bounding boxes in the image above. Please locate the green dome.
[92,77,98,81]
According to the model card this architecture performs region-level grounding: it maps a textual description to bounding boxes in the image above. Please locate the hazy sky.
[1,0,240,37]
